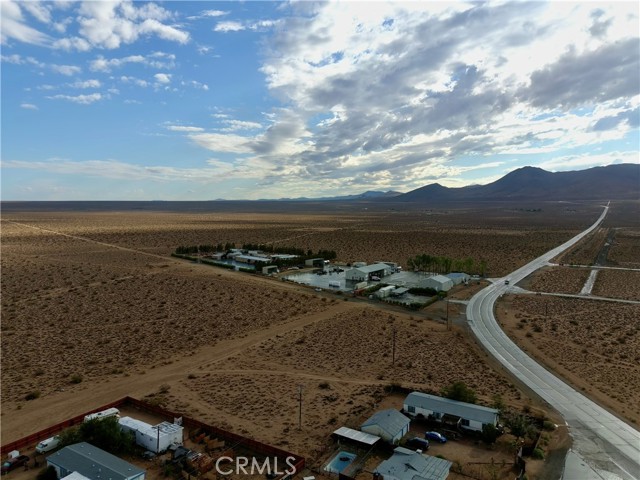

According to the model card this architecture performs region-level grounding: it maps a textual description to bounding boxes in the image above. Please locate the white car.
[36,436,61,454]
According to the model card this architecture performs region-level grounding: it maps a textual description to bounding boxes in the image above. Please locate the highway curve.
[467,203,640,480]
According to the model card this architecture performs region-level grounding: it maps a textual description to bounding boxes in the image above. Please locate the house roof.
[333,427,381,446]
[375,447,452,480]
[425,275,452,284]
[236,255,271,262]
[361,409,410,438]
[446,273,469,279]
[405,392,499,425]
[47,442,145,480]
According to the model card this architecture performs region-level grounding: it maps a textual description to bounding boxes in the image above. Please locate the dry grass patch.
[592,269,640,301]
[525,266,591,294]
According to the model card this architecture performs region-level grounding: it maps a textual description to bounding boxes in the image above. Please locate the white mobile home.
[404,392,499,432]
[84,408,120,422]
[119,417,183,453]
[375,286,396,298]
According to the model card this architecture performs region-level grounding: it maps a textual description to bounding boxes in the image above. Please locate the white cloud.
[47,93,103,105]
[75,1,189,50]
[120,76,149,87]
[154,73,171,84]
[20,103,38,110]
[202,10,228,18]
[90,52,175,72]
[22,2,52,24]
[51,64,82,76]
[52,36,91,51]
[214,21,245,32]
[69,79,101,89]
[1,0,51,46]
[188,132,253,154]
[166,125,205,132]
[220,120,263,131]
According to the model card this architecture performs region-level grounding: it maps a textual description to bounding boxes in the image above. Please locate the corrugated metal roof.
[374,447,452,480]
[333,427,381,445]
[47,442,145,480]
[361,409,410,438]
[349,263,392,274]
[405,392,499,425]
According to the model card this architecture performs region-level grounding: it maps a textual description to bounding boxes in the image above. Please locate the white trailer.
[119,417,183,453]
[84,408,120,422]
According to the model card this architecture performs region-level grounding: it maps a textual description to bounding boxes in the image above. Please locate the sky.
[1,1,639,201]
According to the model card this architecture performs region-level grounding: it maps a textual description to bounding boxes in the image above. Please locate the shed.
[361,409,410,445]
[62,473,92,480]
[305,258,325,268]
[391,287,409,297]
[47,442,145,480]
[262,265,279,275]
[404,392,499,432]
[346,263,393,282]
[420,275,453,292]
[374,446,451,480]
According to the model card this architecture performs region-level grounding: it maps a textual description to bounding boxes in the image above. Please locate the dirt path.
[0,299,362,443]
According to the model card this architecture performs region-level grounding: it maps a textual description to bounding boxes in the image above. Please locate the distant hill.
[260,190,403,202]
[394,164,640,202]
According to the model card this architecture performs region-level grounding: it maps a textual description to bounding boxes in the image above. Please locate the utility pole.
[446,299,450,330]
[298,385,303,430]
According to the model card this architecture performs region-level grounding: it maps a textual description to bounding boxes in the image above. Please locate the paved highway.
[467,203,640,480]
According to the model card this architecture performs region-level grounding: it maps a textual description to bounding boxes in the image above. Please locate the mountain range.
[392,163,639,202]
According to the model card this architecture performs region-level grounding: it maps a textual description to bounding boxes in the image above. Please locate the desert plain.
[1,199,639,479]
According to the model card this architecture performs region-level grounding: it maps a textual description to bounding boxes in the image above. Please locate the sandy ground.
[519,266,591,295]
[498,295,640,425]
[608,228,640,268]
[555,227,608,265]
[592,269,640,301]
[0,205,627,479]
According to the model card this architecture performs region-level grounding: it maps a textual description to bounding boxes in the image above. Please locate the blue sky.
[2,1,639,200]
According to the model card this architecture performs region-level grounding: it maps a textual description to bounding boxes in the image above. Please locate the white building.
[361,409,410,445]
[421,275,454,292]
[346,263,393,282]
[374,447,451,480]
[375,286,396,298]
[403,392,499,433]
[47,443,145,480]
[446,273,470,285]
[235,254,271,264]
[119,417,183,453]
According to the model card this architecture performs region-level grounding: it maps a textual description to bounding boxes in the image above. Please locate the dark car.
[406,437,430,450]
[1,455,29,474]
[425,431,447,443]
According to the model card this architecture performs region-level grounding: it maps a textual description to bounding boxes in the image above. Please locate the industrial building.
[420,275,454,292]
[403,392,500,432]
[47,442,146,480]
[119,417,183,453]
[346,263,393,282]
[374,446,452,480]
[361,409,410,445]
[446,272,470,285]
[235,254,271,264]
[262,265,279,275]
[305,258,325,267]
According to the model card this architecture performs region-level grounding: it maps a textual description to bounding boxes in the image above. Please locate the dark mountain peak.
[394,163,639,202]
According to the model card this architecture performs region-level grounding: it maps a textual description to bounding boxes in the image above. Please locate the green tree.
[441,381,477,404]
[78,417,135,455]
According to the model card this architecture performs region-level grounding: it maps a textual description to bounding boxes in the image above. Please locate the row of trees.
[407,254,487,276]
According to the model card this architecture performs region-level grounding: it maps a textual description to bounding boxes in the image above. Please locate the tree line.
[407,254,487,275]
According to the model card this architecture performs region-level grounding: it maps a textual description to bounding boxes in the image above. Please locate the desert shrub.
[543,420,556,431]
[318,382,330,389]
[70,374,83,384]
[79,417,134,455]
[25,390,40,401]
[531,448,545,460]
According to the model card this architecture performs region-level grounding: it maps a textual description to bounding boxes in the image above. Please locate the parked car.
[35,436,61,454]
[406,437,430,450]
[1,455,29,474]
[425,431,447,443]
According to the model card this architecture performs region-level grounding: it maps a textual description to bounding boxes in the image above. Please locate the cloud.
[188,9,228,20]
[214,21,245,32]
[219,120,263,131]
[69,79,101,89]
[154,73,171,84]
[166,125,205,132]
[0,0,51,46]
[120,76,149,88]
[75,1,189,50]
[47,93,103,105]
[90,52,175,72]
[523,39,640,109]
[51,64,82,76]
[20,103,38,110]
[188,133,254,154]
